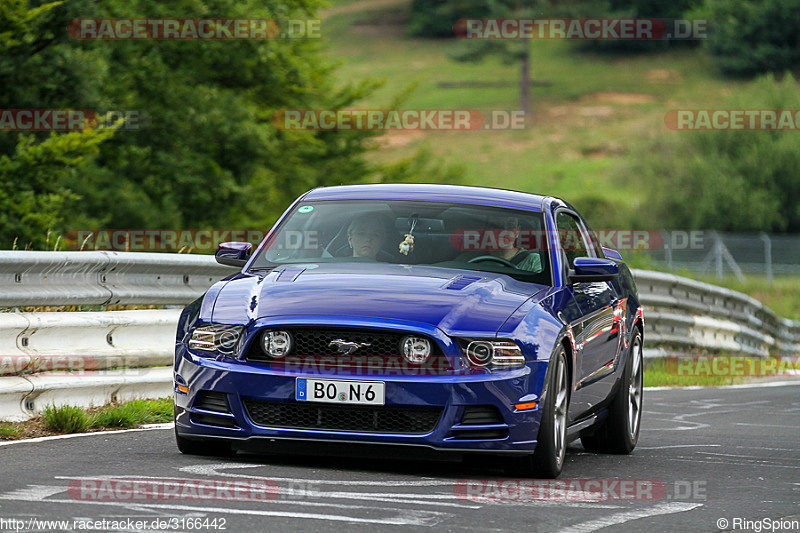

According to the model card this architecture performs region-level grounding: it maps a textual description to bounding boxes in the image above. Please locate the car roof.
[302,184,549,212]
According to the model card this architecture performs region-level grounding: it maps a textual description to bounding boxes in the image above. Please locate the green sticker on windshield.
[298,205,314,213]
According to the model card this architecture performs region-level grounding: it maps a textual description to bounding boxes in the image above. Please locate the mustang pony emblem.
[328,339,372,355]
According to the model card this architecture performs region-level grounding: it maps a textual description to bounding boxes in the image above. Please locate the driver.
[347,214,388,260]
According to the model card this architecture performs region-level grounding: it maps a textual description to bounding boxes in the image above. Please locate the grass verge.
[1,398,173,441]
[644,355,799,388]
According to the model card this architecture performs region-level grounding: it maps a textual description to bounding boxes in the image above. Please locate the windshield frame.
[247,199,554,286]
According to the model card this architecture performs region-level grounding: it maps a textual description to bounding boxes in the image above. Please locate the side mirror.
[568,257,619,284]
[215,241,253,267]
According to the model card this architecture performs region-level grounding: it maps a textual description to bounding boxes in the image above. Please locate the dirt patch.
[377,129,426,148]
[579,92,656,105]
[646,69,682,83]
[322,0,410,19]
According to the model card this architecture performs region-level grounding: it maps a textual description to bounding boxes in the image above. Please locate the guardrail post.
[662,230,673,272]
[760,233,773,286]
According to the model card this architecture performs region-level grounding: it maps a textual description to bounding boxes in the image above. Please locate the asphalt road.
[0,383,798,533]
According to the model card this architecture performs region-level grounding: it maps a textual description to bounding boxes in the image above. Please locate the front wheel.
[514,346,569,478]
[581,329,643,454]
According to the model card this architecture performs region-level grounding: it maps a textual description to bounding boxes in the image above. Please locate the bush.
[407,0,494,38]
[705,0,800,77]
[568,0,703,54]
[42,404,89,434]
[625,73,800,232]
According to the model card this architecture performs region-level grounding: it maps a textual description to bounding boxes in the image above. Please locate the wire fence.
[631,232,800,283]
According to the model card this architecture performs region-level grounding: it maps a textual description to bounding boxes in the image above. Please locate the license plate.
[296,378,385,405]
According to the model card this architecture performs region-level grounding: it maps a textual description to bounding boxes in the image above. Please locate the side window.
[582,224,604,258]
[556,211,591,269]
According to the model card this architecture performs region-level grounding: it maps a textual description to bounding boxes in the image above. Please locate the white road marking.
[0,423,173,447]
[178,463,455,486]
[556,502,703,533]
[52,475,621,509]
[697,451,792,459]
[669,457,800,470]
[733,422,800,429]
[637,444,721,450]
[0,495,449,526]
[0,485,64,500]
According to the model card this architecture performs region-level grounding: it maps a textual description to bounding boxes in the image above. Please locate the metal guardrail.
[0,251,237,306]
[632,269,800,356]
[0,252,798,420]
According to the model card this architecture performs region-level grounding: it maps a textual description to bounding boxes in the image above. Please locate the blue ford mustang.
[174,184,644,477]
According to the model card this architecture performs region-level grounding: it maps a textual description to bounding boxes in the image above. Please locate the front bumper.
[174,345,548,454]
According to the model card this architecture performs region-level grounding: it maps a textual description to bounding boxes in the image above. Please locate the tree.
[704,0,800,77]
[0,0,118,248]
[0,0,387,247]
[626,74,800,232]
[451,1,537,117]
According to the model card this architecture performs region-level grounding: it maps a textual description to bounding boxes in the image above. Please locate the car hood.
[210,263,547,335]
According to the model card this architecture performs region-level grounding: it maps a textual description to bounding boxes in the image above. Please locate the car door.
[555,210,621,414]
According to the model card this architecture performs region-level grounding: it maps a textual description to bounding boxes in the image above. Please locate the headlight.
[401,336,432,364]
[464,340,525,368]
[188,324,244,355]
[262,330,293,358]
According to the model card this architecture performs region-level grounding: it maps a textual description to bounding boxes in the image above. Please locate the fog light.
[401,336,432,364]
[262,330,292,358]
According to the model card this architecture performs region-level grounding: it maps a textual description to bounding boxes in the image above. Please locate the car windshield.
[248,199,552,285]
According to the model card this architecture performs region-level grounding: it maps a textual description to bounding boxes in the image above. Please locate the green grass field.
[322,2,749,215]
[320,2,800,319]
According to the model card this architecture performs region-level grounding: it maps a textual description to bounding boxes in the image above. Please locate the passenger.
[459,215,542,273]
[489,215,542,272]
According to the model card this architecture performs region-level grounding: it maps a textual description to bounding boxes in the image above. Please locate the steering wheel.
[467,255,516,268]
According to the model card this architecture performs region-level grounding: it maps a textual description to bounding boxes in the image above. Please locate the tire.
[580,329,643,454]
[175,425,234,457]
[515,346,569,478]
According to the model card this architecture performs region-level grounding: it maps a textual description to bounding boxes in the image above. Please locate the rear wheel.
[515,346,569,478]
[581,329,643,454]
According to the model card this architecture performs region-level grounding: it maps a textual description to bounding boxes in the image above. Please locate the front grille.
[293,329,407,357]
[243,400,442,434]
[244,328,451,372]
